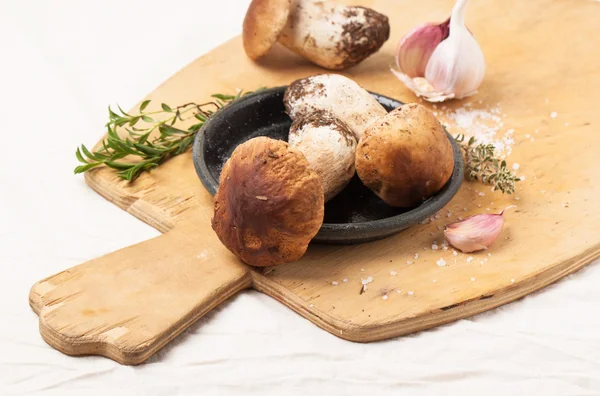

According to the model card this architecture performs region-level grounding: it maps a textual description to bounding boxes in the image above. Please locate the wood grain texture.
[30,0,600,364]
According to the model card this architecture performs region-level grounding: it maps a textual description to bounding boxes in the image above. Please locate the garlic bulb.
[391,0,485,102]
[444,206,515,253]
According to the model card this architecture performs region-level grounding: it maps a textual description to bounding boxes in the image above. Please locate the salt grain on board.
[390,271,397,276]
[382,295,388,300]
[467,256,474,263]
[332,281,339,286]
[436,102,516,156]
[408,291,415,296]
[436,258,447,267]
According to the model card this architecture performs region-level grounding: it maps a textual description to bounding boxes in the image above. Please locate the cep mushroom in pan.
[243,0,390,70]
[284,74,388,139]
[212,137,324,267]
[355,103,455,208]
[289,111,357,202]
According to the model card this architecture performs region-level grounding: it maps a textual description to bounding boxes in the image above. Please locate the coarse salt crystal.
[360,268,365,272]
[511,278,515,283]
[550,111,558,119]
[432,244,439,250]
[406,260,413,265]
[382,295,388,300]
[442,245,449,251]
[515,196,520,201]
[453,250,458,256]
[414,253,420,259]
[309,304,314,307]
[520,176,526,181]
[471,277,476,281]
[436,258,447,267]
[332,281,339,286]
[488,253,492,257]
[396,290,402,294]
[435,213,441,219]
[512,163,520,170]
[463,208,468,211]
[342,278,348,283]
[408,291,414,296]
[478,192,485,196]
[437,225,443,230]
[390,271,397,276]
[432,279,437,283]
[467,257,474,263]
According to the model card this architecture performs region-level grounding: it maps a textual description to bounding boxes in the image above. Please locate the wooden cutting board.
[29,0,600,365]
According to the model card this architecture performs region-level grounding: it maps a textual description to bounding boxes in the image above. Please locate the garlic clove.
[391,0,485,102]
[395,21,449,78]
[444,206,515,253]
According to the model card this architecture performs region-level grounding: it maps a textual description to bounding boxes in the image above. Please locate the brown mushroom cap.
[355,103,454,208]
[243,0,292,60]
[212,136,324,267]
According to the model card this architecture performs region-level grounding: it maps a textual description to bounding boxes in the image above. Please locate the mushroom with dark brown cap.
[243,0,390,70]
[284,74,388,140]
[355,103,455,208]
[289,111,357,202]
[212,136,324,267]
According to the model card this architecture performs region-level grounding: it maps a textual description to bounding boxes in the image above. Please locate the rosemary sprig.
[455,134,520,194]
[74,89,260,182]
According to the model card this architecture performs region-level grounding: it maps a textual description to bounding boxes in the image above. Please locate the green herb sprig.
[455,134,520,194]
[74,89,260,182]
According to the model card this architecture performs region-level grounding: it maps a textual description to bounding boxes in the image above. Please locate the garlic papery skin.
[391,0,485,102]
[444,206,515,253]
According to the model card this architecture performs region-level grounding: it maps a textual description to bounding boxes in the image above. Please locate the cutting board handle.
[29,223,251,365]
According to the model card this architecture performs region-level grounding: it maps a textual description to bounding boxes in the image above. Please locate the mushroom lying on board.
[212,137,324,267]
[355,103,455,208]
[289,111,357,202]
[243,0,389,70]
[284,74,388,139]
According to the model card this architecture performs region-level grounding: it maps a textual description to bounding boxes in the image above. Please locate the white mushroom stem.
[278,0,389,70]
[284,74,388,140]
[289,112,356,201]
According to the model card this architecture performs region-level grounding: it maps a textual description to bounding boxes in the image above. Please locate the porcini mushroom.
[212,137,324,267]
[243,0,390,70]
[284,74,388,139]
[289,111,357,201]
[355,103,454,207]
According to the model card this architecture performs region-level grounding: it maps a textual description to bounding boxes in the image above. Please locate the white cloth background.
[1,1,599,395]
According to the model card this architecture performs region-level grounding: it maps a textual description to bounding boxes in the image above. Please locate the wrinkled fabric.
[1,1,600,395]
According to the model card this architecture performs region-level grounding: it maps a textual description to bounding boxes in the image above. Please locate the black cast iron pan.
[192,87,463,244]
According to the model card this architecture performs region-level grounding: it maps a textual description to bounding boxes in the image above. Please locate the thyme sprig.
[456,134,520,194]
[74,90,259,182]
